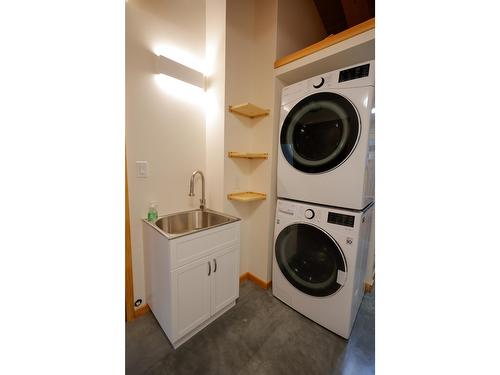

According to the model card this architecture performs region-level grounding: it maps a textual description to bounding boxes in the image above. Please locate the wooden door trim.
[125,152,135,321]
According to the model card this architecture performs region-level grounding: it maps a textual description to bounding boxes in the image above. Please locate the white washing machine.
[272,198,373,339]
[277,61,375,210]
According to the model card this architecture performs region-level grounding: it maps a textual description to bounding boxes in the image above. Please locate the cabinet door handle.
[213,259,217,273]
[208,261,211,276]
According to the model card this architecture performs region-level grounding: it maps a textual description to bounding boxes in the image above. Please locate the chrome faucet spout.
[188,170,206,210]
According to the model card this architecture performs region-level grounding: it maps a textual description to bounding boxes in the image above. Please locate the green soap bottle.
[147,202,158,222]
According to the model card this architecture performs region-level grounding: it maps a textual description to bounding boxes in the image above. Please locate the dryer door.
[280,92,360,174]
[275,223,346,297]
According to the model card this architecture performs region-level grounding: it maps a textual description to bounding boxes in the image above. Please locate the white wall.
[247,0,279,281]
[276,0,327,60]
[205,0,226,212]
[126,0,206,309]
[223,0,278,282]
[223,0,256,276]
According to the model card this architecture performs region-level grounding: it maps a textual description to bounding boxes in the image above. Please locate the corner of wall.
[205,0,227,212]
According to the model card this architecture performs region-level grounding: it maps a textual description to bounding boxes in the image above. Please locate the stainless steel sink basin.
[148,209,239,239]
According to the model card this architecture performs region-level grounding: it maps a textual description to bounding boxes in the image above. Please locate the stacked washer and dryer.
[273,61,375,339]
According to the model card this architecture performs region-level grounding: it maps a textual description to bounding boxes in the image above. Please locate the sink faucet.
[188,170,206,210]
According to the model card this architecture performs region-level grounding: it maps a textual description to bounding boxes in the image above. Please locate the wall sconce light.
[155,54,205,90]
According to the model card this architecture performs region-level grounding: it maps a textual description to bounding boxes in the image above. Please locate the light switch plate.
[136,161,148,178]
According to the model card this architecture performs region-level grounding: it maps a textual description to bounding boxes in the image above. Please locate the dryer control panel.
[338,63,370,83]
[280,60,374,106]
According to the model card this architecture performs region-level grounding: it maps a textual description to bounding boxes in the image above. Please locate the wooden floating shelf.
[228,152,269,159]
[274,18,375,69]
[229,103,270,119]
[227,192,267,202]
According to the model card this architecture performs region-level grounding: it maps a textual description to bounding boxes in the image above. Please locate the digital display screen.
[339,63,370,83]
[328,212,355,227]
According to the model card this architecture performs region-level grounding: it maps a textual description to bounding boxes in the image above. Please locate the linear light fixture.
[155,54,205,90]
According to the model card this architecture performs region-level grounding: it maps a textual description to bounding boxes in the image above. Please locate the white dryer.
[272,198,373,339]
[277,61,375,210]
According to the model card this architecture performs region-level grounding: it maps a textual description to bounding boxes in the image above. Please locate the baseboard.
[364,280,374,293]
[134,304,150,318]
[240,272,272,290]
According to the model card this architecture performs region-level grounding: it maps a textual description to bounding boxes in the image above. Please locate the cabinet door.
[211,246,239,315]
[172,256,212,339]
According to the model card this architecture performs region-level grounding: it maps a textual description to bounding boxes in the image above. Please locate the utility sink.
[147,209,240,239]
[142,206,241,348]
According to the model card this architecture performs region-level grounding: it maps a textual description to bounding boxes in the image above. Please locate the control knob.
[312,77,325,89]
[304,209,315,219]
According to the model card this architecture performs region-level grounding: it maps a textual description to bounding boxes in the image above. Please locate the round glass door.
[275,223,346,297]
[280,92,360,173]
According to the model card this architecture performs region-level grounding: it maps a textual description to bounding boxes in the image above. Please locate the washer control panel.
[277,201,296,216]
[277,200,357,230]
[304,209,315,219]
[327,212,355,227]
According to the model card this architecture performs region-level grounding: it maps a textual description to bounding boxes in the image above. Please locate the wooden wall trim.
[274,17,375,69]
[125,153,135,322]
[134,304,151,318]
[364,281,374,293]
[240,272,272,290]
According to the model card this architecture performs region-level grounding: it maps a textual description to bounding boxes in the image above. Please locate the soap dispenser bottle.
[147,202,158,222]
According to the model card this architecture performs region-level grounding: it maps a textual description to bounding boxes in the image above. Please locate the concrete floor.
[126,281,374,375]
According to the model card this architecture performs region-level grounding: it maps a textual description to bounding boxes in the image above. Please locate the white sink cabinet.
[143,219,240,348]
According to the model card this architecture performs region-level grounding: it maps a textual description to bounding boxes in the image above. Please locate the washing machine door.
[275,223,346,297]
[280,92,360,174]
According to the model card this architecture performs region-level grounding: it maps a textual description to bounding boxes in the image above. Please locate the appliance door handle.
[208,261,211,276]
[213,258,217,273]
